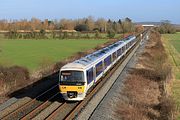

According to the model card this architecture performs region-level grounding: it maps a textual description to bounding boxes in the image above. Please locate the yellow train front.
[59,63,87,101]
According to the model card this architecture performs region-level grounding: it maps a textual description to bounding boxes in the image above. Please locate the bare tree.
[60,19,76,30]
[84,16,95,31]
[95,18,107,32]
[158,20,176,34]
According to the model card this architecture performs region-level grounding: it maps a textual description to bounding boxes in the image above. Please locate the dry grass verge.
[115,30,176,120]
[0,66,29,103]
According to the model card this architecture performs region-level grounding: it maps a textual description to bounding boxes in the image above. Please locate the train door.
[86,67,94,91]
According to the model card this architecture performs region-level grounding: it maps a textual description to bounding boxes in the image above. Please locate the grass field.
[163,33,180,119]
[163,32,180,75]
[0,39,108,71]
[163,33,180,53]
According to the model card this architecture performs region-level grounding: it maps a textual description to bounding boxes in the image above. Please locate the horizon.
[0,0,180,24]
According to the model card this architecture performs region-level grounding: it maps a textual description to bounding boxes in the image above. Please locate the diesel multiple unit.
[59,35,137,101]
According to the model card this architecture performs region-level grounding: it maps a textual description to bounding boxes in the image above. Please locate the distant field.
[0,39,108,71]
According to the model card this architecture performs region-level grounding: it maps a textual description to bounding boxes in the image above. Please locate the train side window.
[117,48,121,56]
[122,46,125,52]
[86,67,93,84]
[96,61,103,77]
[112,52,117,61]
[104,55,111,68]
[126,44,128,49]
[117,49,120,56]
[119,48,122,54]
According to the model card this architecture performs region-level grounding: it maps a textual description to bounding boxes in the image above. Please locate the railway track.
[21,92,60,120]
[0,32,148,120]
[1,85,61,120]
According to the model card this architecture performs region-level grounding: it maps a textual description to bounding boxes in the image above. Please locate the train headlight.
[78,87,82,89]
[62,86,66,89]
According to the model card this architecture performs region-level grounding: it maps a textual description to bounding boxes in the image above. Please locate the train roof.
[61,35,136,70]
[123,35,136,42]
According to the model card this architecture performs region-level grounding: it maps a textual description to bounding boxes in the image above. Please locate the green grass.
[163,33,180,53]
[173,80,180,119]
[163,33,180,79]
[0,39,108,71]
[163,33,180,119]
[163,33,180,70]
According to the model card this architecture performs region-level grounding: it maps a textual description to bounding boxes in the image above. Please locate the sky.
[0,0,179,24]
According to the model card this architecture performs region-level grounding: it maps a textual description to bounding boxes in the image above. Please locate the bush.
[63,32,68,39]
[95,30,101,38]
[74,24,89,32]
[85,33,90,38]
[39,29,46,39]
[0,66,29,95]
[158,96,176,120]
[158,21,176,34]
[107,30,115,38]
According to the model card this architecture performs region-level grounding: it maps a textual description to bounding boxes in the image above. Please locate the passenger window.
[87,68,93,84]
[123,46,125,51]
[112,52,117,61]
[96,61,103,77]
[104,55,111,68]
[117,48,121,56]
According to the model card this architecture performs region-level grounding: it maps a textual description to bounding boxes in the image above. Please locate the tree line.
[0,17,145,39]
[0,17,135,32]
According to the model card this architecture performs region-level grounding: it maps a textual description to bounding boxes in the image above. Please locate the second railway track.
[1,85,61,120]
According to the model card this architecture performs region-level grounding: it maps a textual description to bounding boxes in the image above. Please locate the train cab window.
[104,55,111,68]
[86,68,93,84]
[60,71,84,83]
[96,61,103,77]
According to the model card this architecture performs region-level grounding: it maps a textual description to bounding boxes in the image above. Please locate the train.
[59,35,138,101]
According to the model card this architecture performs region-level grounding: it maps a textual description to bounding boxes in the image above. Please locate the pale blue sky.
[0,0,179,24]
